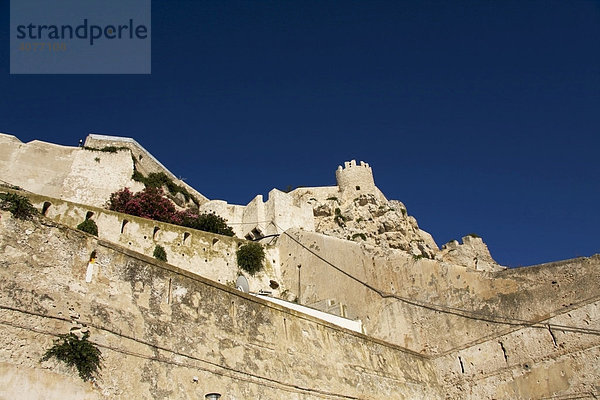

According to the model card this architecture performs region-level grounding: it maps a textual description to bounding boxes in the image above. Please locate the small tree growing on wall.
[41,332,102,382]
[153,245,168,262]
[181,212,235,237]
[236,242,265,276]
[0,192,37,220]
[77,219,98,236]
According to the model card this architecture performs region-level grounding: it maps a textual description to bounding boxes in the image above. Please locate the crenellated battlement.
[335,159,376,196]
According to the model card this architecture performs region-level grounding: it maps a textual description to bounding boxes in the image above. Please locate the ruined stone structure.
[0,132,598,399]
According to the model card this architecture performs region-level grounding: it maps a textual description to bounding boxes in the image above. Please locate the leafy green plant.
[77,219,98,236]
[412,254,424,261]
[352,233,367,241]
[41,332,102,382]
[236,242,265,276]
[0,192,37,220]
[131,169,145,183]
[153,245,167,262]
[334,207,346,227]
[181,213,235,237]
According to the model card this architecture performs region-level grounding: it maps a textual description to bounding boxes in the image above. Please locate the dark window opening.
[153,226,160,240]
[356,186,361,190]
[121,220,129,234]
[85,211,94,220]
[41,202,51,216]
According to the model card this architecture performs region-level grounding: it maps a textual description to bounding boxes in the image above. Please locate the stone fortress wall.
[1,132,599,398]
[0,211,440,399]
[0,133,145,208]
[7,188,282,298]
[1,188,598,399]
[83,134,208,205]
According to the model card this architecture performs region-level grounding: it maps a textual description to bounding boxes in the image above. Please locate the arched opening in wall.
[41,202,51,216]
[183,232,190,245]
[138,154,143,160]
[153,226,160,241]
[355,186,361,190]
[121,220,129,234]
[85,211,94,220]
[212,238,219,246]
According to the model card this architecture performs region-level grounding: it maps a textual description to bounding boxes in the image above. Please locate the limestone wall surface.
[200,189,315,239]
[10,189,281,296]
[84,134,208,205]
[0,211,442,399]
[277,230,600,356]
[0,133,144,208]
[432,296,600,398]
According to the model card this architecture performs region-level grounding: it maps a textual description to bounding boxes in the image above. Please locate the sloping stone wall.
[0,211,442,399]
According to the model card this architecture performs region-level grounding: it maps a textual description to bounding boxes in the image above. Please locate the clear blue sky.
[1,1,599,267]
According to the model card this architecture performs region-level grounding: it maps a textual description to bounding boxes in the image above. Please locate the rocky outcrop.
[308,193,439,258]
[438,234,505,271]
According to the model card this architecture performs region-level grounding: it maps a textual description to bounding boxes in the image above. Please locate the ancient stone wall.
[83,134,208,205]
[15,189,281,296]
[277,230,600,364]
[0,211,442,399]
[0,133,144,208]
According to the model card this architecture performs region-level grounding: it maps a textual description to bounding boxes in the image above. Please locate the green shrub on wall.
[0,192,37,220]
[77,219,98,236]
[236,242,265,276]
[153,245,168,262]
[41,332,102,382]
[181,213,235,237]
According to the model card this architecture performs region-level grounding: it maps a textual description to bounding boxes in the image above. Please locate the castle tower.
[335,160,377,198]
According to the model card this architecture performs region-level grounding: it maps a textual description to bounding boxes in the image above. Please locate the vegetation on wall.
[180,212,235,237]
[334,207,346,227]
[107,187,234,237]
[83,145,129,153]
[41,332,102,382]
[108,187,179,224]
[153,245,168,262]
[236,242,265,276]
[352,232,367,241]
[77,219,99,236]
[0,192,37,220]
[131,171,199,206]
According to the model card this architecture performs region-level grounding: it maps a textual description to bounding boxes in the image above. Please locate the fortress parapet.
[335,160,377,196]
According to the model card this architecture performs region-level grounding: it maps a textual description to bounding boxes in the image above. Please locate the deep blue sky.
[2,1,599,267]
